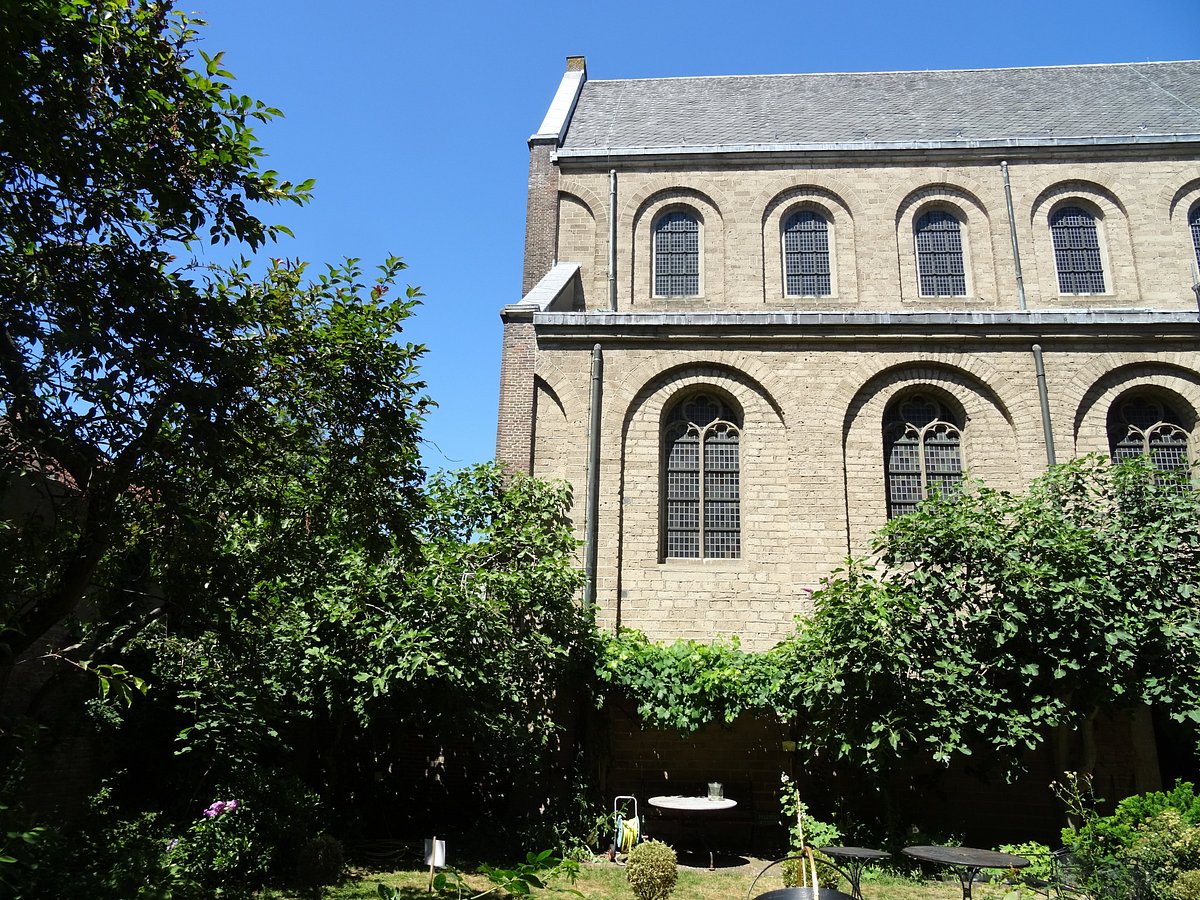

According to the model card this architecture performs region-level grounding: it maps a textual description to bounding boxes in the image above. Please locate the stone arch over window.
[1050,203,1106,294]
[630,187,725,307]
[1030,182,1129,302]
[661,390,742,559]
[1070,362,1200,471]
[883,392,965,517]
[555,190,598,309]
[843,361,1022,548]
[1108,391,1193,479]
[914,210,967,297]
[653,209,701,297]
[894,185,996,302]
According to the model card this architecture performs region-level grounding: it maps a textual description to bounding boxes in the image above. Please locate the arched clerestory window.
[914,210,967,297]
[884,394,964,518]
[653,210,700,297]
[1109,394,1192,483]
[663,393,741,558]
[1190,205,1200,273]
[783,210,831,296]
[1051,205,1106,294]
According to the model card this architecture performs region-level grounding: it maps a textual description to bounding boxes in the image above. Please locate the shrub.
[1174,870,1200,900]
[626,839,678,900]
[1064,781,1200,899]
[997,841,1054,887]
[1126,810,1200,900]
[295,833,345,896]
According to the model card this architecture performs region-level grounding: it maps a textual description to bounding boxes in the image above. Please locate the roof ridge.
[583,60,1200,84]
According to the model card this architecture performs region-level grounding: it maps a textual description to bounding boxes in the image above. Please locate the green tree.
[777,456,1200,780]
[0,0,428,680]
[138,464,591,838]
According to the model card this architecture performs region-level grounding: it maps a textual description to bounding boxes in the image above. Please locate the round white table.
[648,795,737,868]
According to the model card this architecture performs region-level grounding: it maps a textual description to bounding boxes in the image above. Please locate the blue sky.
[192,0,1200,473]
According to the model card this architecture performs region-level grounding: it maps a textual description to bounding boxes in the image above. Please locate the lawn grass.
[259,858,1019,900]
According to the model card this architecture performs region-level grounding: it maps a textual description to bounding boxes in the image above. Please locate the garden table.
[902,845,1029,900]
[647,795,736,869]
[818,846,891,900]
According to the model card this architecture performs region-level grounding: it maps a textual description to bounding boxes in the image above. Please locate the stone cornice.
[532,309,1200,343]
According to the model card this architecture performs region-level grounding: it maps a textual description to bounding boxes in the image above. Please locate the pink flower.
[202,799,240,819]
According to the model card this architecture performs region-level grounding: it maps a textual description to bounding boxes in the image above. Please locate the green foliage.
[0,0,340,663]
[778,779,841,851]
[776,456,1200,774]
[1062,779,1200,894]
[778,782,841,889]
[1125,810,1200,900]
[996,841,1054,886]
[295,834,345,897]
[596,629,779,730]
[379,849,581,900]
[17,787,179,899]
[1173,869,1200,900]
[626,839,678,900]
[0,804,43,895]
[163,798,271,897]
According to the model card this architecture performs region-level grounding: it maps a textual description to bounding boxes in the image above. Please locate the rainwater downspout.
[1001,161,1027,312]
[583,344,603,611]
[1003,160,1057,467]
[608,170,617,311]
[1032,344,1057,466]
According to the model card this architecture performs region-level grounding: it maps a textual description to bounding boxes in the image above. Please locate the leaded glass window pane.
[654,211,700,297]
[1051,206,1106,294]
[783,211,832,296]
[884,396,964,518]
[663,394,740,559]
[915,211,966,297]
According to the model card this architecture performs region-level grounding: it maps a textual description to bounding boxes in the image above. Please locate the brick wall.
[495,316,536,473]
[522,139,559,296]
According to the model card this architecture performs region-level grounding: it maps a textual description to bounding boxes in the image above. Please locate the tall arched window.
[1190,205,1200,272]
[914,211,966,296]
[783,210,831,296]
[884,394,964,518]
[1051,205,1106,294]
[653,210,700,297]
[1109,394,1191,482]
[663,393,740,558]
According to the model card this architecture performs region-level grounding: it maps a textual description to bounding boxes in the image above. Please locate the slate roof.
[557,61,1200,156]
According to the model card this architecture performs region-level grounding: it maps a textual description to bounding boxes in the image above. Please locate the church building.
[496,57,1200,842]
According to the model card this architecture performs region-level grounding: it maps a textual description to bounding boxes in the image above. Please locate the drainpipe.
[1004,161,1057,467]
[583,344,603,611]
[608,170,618,311]
[1001,161,1027,311]
[1033,344,1057,467]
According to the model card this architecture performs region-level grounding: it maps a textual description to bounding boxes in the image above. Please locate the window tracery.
[1109,394,1191,482]
[663,393,741,559]
[884,394,964,518]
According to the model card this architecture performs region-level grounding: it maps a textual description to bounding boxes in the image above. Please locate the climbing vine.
[595,629,783,731]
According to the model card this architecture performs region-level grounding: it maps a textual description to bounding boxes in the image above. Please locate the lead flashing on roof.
[531,60,587,145]
[555,132,1200,160]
